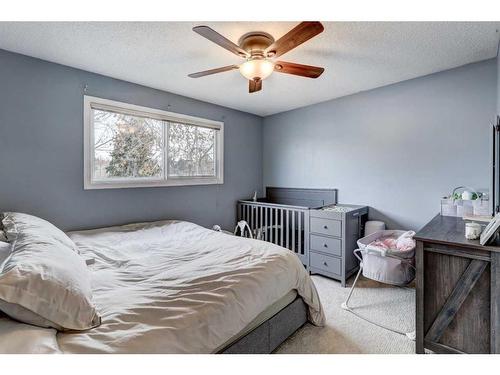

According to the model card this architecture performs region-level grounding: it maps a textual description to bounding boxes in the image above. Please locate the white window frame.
[84,96,224,190]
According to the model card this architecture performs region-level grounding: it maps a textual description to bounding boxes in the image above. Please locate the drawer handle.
[323,261,328,266]
[323,243,328,248]
[323,225,328,229]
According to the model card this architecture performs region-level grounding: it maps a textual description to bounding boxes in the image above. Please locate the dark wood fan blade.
[193,26,249,57]
[188,65,239,78]
[249,79,262,93]
[265,22,324,58]
[274,61,324,78]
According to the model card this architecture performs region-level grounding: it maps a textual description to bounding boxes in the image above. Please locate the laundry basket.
[356,230,415,286]
[341,229,416,339]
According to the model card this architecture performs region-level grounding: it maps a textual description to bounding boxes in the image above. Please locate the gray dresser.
[309,204,368,287]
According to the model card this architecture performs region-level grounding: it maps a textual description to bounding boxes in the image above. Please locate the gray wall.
[0,49,263,231]
[263,59,498,230]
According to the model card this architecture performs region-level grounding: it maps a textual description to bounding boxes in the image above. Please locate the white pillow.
[0,300,64,330]
[0,212,100,331]
[1,212,79,253]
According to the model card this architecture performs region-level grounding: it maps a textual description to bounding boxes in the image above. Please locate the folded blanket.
[396,231,416,251]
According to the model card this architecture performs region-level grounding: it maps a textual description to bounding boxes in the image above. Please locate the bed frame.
[220,297,308,354]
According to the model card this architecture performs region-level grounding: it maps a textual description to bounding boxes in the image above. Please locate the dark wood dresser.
[415,214,500,354]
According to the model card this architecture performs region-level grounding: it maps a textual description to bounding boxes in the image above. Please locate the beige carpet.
[275,275,415,354]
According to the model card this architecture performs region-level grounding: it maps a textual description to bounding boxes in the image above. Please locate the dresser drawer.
[310,217,342,237]
[310,234,342,257]
[310,252,341,275]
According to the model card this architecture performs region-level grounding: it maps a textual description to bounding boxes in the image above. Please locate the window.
[84,96,223,189]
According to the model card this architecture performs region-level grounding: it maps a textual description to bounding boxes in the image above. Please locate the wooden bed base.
[220,297,308,354]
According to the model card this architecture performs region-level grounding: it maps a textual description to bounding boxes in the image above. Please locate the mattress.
[0,220,324,353]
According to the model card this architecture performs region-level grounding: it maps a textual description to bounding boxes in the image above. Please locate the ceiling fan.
[188,22,325,93]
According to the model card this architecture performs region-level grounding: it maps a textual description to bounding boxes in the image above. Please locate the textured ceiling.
[0,22,499,116]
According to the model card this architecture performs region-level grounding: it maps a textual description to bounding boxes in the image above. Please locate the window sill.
[84,177,224,190]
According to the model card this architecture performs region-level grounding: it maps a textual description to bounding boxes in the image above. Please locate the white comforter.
[1,220,324,353]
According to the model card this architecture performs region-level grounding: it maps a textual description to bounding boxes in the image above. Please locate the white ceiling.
[0,22,499,116]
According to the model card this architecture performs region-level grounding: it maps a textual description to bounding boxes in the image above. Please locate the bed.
[0,218,324,354]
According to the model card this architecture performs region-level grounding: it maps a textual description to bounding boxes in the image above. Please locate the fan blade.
[193,26,249,58]
[249,79,262,93]
[265,22,324,58]
[188,65,239,78]
[274,61,324,78]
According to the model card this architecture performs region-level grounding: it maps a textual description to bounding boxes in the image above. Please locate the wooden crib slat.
[264,206,268,241]
[259,206,262,239]
[280,208,284,246]
[269,207,273,243]
[251,205,253,232]
[254,205,257,233]
[255,205,258,235]
[298,211,302,254]
[246,204,250,230]
[274,207,278,245]
[285,210,290,250]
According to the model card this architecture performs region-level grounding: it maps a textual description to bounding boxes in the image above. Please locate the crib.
[237,187,338,268]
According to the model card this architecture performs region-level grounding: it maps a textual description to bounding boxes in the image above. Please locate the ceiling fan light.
[239,59,275,81]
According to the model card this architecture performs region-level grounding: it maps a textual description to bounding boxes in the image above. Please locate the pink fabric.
[367,231,415,252]
[369,237,396,251]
